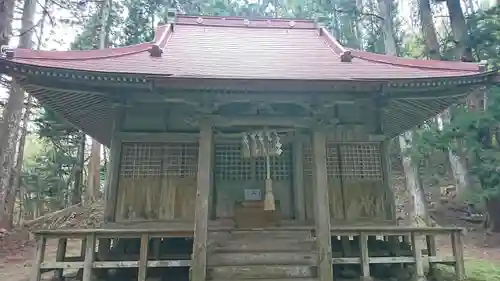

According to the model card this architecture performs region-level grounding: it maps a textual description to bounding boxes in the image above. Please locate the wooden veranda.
[31,225,465,281]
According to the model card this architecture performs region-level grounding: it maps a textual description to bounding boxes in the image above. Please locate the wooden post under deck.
[191,121,213,281]
[311,131,334,281]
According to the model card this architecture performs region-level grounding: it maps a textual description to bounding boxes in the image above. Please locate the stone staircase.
[207,229,318,281]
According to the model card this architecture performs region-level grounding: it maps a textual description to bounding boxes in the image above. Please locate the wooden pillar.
[103,105,124,223]
[411,232,425,281]
[54,238,67,281]
[100,106,124,272]
[292,138,305,220]
[82,234,96,281]
[451,231,465,280]
[311,131,333,281]
[191,121,213,281]
[31,235,46,281]
[138,234,149,281]
[359,233,372,281]
[380,141,396,221]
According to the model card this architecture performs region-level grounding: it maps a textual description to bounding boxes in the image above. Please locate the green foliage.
[22,140,77,211]
[121,0,158,45]
[467,6,500,67]
[404,4,500,205]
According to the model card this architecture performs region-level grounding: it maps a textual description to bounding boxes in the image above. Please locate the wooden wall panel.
[115,176,197,222]
[303,142,394,224]
[114,142,198,222]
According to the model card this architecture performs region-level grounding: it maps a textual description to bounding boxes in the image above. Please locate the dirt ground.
[0,236,82,281]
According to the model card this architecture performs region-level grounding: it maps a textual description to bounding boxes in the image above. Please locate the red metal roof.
[5,15,484,80]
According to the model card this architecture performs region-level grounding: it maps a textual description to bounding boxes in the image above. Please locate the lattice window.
[215,143,252,180]
[255,144,292,181]
[339,144,382,180]
[163,143,198,178]
[326,143,340,178]
[303,146,312,177]
[303,143,382,180]
[119,142,198,178]
[120,143,163,178]
[303,144,339,178]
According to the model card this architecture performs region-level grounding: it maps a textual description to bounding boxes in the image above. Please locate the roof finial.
[149,44,163,57]
[340,50,353,63]
[1,45,14,59]
[167,8,177,24]
[478,60,488,72]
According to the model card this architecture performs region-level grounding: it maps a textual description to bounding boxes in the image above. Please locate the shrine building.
[1,12,498,281]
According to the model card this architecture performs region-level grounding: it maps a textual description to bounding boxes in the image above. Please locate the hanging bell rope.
[241,130,282,212]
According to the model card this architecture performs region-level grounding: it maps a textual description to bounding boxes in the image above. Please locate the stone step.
[211,239,316,253]
[208,251,317,266]
[208,265,316,279]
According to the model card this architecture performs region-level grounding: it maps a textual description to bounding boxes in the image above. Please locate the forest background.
[0,0,499,279]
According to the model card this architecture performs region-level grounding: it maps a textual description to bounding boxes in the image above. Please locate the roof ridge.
[350,49,481,72]
[177,15,314,23]
[12,25,173,61]
[318,27,345,55]
[174,15,316,29]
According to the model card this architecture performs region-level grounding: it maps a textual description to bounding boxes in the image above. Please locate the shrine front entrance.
[213,142,295,226]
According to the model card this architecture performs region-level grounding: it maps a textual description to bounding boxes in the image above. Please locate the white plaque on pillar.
[244,189,262,201]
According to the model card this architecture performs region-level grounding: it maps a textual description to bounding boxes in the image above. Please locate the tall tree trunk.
[420,0,470,196]
[87,0,111,203]
[446,0,473,61]
[7,95,32,226]
[72,133,85,205]
[377,0,397,55]
[87,140,100,202]
[378,0,431,226]
[0,0,15,46]
[0,0,36,230]
[355,0,364,49]
[440,110,470,194]
[418,0,441,60]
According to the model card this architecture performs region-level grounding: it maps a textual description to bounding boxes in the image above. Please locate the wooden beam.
[119,132,199,143]
[206,115,328,128]
[292,138,305,220]
[191,120,213,281]
[118,131,386,144]
[311,131,334,281]
[103,106,124,223]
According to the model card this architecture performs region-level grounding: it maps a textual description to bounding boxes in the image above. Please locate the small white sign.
[244,189,262,201]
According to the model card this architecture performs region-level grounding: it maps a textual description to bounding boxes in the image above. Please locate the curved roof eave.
[0,14,490,82]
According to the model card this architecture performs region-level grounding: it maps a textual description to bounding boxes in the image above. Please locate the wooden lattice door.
[214,142,293,219]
